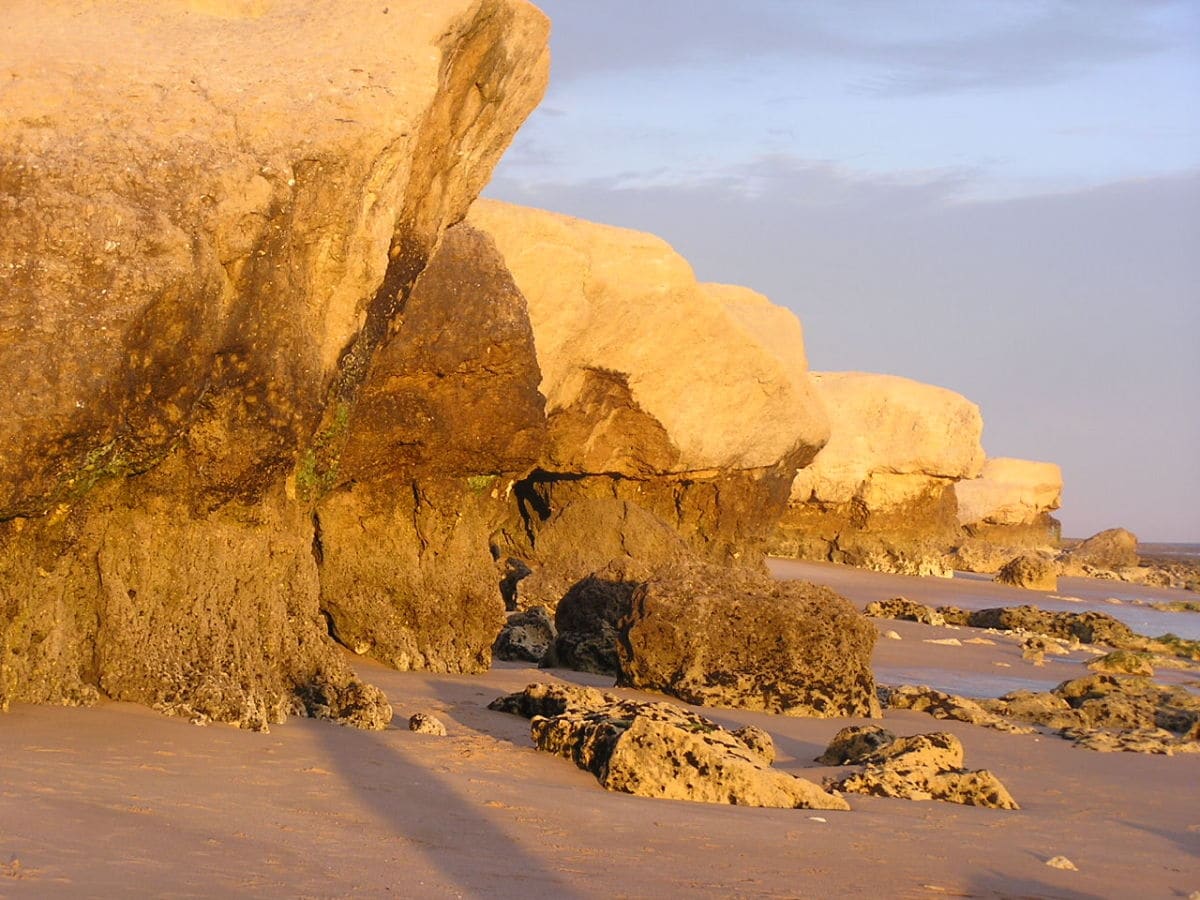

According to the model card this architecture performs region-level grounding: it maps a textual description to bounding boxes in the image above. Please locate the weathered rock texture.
[1058,528,1139,575]
[489,683,848,809]
[0,0,550,726]
[952,458,1063,572]
[771,372,985,577]
[468,200,830,607]
[887,675,1200,755]
[617,563,880,717]
[824,731,1019,809]
[493,606,556,664]
[993,553,1058,592]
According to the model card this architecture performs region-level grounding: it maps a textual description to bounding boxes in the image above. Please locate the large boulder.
[468,200,831,603]
[993,553,1059,592]
[1059,528,1140,574]
[953,458,1063,572]
[770,372,985,577]
[489,683,848,810]
[0,0,550,725]
[616,563,880,717]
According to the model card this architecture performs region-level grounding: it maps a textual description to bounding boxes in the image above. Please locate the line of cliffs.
[0,0,1150,732]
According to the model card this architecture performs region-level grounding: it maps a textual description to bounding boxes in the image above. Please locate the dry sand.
[3,563,1198,898]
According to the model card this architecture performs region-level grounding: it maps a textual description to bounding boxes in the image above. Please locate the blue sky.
[488,0,1200,541]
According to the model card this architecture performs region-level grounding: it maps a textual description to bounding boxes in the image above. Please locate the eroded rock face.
[489,683,848,809]
[468,200,830,598]
[0,0,550,725]
[825,731,1019,810]
[617,563,880,717]
[314,223,547,674]
[771,372,985,577]
[953,458,1062,572]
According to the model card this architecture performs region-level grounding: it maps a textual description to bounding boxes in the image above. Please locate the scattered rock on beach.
[865,597,944,626]
[1088,650,1154,677]
[408,713,448,736]
[825,731,1019,809]
[881,685,1034,735]
[618,563,880,717]
[816,725,897,765]
[958,605,1136,647]
[994,553,1058,591]
[1045,856,1078,871]
[489,683,847,810]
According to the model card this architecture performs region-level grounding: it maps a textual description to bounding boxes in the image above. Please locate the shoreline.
[3,565,1198,898]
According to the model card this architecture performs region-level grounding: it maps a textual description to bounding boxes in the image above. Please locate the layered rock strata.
[489,683,848,809]
[952,458,1063,572]
[468,200,830,607]
[770,372,985,577]
[0,0,550,726]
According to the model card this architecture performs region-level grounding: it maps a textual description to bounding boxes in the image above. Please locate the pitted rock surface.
[489,683,847,809]
[825,731,1019,809]
[618,563,879,717]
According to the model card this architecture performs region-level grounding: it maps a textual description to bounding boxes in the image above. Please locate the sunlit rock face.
[468,199,831,607]
[770,372,985,577]
[0,0,550,726]
[952,458,1063,573]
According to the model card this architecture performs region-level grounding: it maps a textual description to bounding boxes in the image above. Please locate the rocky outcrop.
[890,674,1200,755]
[994,553,1058,591]
[882,685,1035,735]
[960,606,1135,646]
[1058,528,1140,575]
[952,458,1062,572]
[824,731,1019,810]
[770,373,985,577]
[0,0,550,726]
[864,597,945,626]
[489,683,848,809]
[617,563,880,717]
[468,200,830,607]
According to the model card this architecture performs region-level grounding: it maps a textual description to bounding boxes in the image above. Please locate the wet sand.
[2,563,1199,898]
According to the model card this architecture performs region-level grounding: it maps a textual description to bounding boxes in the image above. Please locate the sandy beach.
[3,563,1197,899]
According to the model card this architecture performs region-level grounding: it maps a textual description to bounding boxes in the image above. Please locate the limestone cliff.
[953,458,1063,572]
[770,372,985,576]
[0,0,550,727]
[467,200,830,606]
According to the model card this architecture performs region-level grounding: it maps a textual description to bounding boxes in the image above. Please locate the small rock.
[884,630,903,641]
[408,713,447,736]
[816,725,897,765]
[1044,855,1078,871]
[923,638,962,647]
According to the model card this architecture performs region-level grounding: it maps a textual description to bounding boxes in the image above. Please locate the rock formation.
[489,683,848,809]
[770,372,985,577]
[617,563,880,717]
[467,200,830,607]
[1058,527,1139,574]
[0,0,550,727]
[993,553,1059,591]
[493,607,556,665]
[952,458,1062,572]
[823,731,1019,809]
